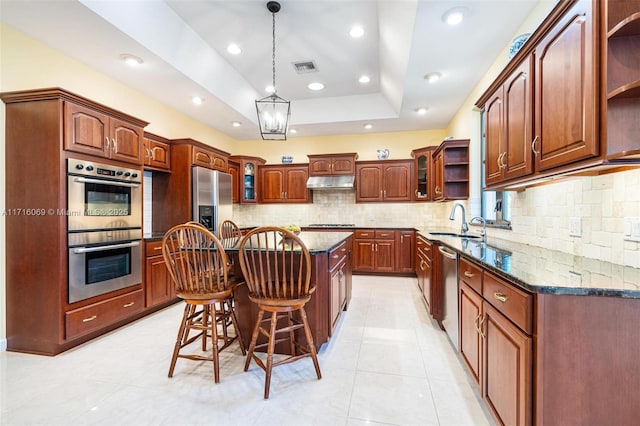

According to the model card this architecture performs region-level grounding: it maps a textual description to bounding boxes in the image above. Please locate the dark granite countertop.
[419,230,640,299]
[144,225,257,242]
[221,231,353,254]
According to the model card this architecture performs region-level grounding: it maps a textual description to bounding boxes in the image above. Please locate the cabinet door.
[330,264,341,329]
[356,164,383,201]
[422,256,432,312]
[145,255,174,308]
[64,102,109,158]
[228,162,240,203]
[110,117,143,165]
[503,57,533,181]
[413,149,433,201]
[332,156,356,174]
[396,231,414,273]
[534,0,597,171]
[484,88,505,186]
[240,160,259,203]
[353,239,375,271]
[258,167,285,203]
[374,239,395,272]
[433,153,444,200]
[382,163,412,201]
[193,146,214,169]
[284,166,310,202]
[309,158,333,175]
[460,283,483,388]
[483,302,532,426]
[145,139,171,170]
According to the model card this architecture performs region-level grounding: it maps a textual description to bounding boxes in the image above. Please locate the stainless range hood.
[306,175,355,190]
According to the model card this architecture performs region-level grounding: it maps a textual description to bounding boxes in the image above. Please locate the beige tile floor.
[0,276,493,426]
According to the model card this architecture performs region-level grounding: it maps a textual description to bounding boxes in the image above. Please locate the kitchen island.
[225,231,354,352]
[422,231,640,426]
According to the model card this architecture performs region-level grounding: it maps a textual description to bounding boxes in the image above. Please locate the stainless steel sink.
[429,232,482,239]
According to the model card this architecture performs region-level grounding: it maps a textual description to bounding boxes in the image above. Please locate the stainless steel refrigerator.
[192,166,233,235]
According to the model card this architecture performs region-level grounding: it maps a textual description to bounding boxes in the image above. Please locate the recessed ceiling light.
[289,129,297,134]
[359,75,371,84]
[226,43,242,55]
[363,123,373,129]
[416,107,429,115]
[424,72,442,83]
[192,96,205,105]
[231,121,241,127]
[265,85,275,93]
[442,7,467,26]
[349,25,365,38]
[308,82,325,91]
[120,53,143,67]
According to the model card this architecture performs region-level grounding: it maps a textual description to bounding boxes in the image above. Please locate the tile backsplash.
[234,168,640,268]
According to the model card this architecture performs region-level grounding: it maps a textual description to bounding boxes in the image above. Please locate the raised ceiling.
[1,0,549,140]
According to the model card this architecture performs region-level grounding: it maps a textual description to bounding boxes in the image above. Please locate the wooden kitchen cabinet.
[395,230,415,273]
[308,153,358,175]
[329,239,351,333]
[484,57,534,188]
[227,159,240,203]
[534,0,597,171]
[143,132,171,171]
[144,240,177,308]
[258,164,310,203]
[64,101,145,165]
[416,235,441,320]
[191,144,228,171]
[411,146,436,201]
[230,156,266,204]
[355,160,413,202]
[458,257,532,426]
[432,139,469,201]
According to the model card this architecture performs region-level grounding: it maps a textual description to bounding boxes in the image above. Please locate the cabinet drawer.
[329,241,348,269]
[460,257,483,294]
[65,289,144,340]
[483,272,532,334]
[146,240,165,256]
[355,229,375,239]
[375,230,395,239]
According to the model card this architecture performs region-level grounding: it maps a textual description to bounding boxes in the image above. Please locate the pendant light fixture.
[255,1,290,140]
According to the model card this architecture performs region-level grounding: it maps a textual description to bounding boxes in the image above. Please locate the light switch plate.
[569,217,582,237]
[624,217,640,242]
[569,271,582,287]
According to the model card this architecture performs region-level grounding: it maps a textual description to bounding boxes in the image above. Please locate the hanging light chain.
[271,11,276,93]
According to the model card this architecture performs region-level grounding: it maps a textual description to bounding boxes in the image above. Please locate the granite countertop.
[221,231,353,254]
[420,230,640,299]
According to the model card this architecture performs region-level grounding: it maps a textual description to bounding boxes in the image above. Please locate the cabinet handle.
[383,190,386,198]
[493,292,508,303]
[499,152,507,169]
[474,313,482,334]
[531,136,540,156]
[361,233,369,236]
[478,315,486,339]
[464,271,474,278]
[435,185,442,195]
[82,315,97,323]
[401,235,404,244]
[123,302,135,308]
[153,246,162,251]
[105,137,110,151]
[332,254,339,259]
[112,138,117,152]
[419,260,426,271]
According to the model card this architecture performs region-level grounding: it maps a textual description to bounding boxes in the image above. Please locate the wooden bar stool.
[162,223,246,383]
[237,226,322,399]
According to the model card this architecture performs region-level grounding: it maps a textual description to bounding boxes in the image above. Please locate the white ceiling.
[1,0,546,140]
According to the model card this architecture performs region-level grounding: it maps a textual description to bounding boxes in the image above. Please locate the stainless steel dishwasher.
[438,245,459,350]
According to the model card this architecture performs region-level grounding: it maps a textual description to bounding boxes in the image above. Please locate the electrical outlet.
[568,217,582,237]
[624,217,640,242]
[569,271,582,287]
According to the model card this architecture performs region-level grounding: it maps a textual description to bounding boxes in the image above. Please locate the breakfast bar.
[225,231,353,351]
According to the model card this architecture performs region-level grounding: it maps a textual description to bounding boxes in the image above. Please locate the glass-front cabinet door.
[231,156,266,204]
[411,146,436,202]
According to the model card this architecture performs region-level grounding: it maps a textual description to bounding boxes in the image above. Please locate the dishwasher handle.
[438,246,458,260]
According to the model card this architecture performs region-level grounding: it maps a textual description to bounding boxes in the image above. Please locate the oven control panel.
[68,158,142,183]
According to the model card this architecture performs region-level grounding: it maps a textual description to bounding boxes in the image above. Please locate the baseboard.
[0,338,7,352]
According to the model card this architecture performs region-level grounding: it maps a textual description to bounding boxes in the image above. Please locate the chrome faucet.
[449,202,468,235]
[470,216,487,242]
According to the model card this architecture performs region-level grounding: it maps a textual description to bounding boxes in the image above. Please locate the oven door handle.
[438,246,458,260]
[73,241,141,254]
[73,177,140,188]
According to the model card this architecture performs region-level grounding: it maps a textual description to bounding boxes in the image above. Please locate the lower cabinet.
[144,240,177,308]
[353,229,416,274]
[459,256,533,426]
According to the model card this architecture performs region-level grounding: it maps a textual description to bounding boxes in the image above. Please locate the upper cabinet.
[64,101,146,165]
[258,164,310,203]
[191,144,228,171]
[307,153,358,175]
[432,139,470,201]
[411,146,436,201]
[606,0,640,159]
[477,0,640,190]
[534,0,597,171]
[143,132,171,171]
[230,155,266,204]
[355,160,413,202]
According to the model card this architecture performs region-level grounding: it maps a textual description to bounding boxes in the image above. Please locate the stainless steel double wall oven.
[67,158,142,303]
